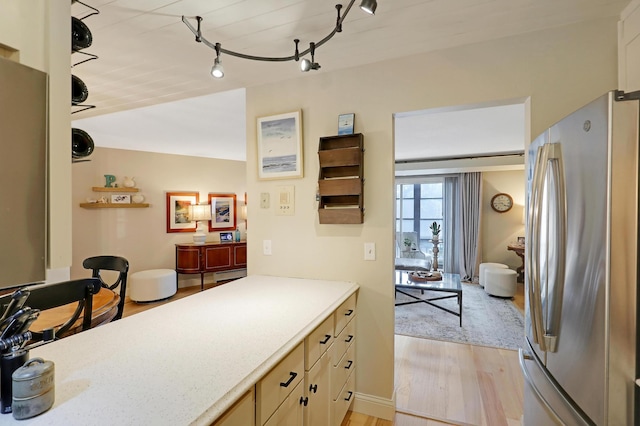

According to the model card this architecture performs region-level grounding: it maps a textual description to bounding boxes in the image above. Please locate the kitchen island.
[3,275,359,425]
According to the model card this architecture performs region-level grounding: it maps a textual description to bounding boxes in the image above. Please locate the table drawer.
[305,314,334,370]
[331,339,356,400]
[330,316,355,367]
[256,342,304,426]
[334,293,356,337]
[331,368,356,426]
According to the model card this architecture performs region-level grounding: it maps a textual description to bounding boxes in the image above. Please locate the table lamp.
[189,204,212,244]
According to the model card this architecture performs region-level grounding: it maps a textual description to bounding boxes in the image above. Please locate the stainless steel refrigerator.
[520,90,639,425]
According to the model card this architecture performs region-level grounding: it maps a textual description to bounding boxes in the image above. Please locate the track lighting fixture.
[359,0,377,15]
[182,0,377,78]
[300,42,321,72]
[210,43,224,78]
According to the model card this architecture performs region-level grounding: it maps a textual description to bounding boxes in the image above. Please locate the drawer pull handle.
[345,309,354,316]
[300,396,309,406]
[280,372,297,388]
[345,360,353,370]
[344,391,353,402]
[309,384,318,393]
[345,335,354,343]
[320,334,331,344]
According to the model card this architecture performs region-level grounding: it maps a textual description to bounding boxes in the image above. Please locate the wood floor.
[122,281,525,426]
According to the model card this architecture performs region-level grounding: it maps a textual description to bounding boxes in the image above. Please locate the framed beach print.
[257,110,303,180]
[338,113,355,135]
[166,191,199,233]
[208,193,237,232]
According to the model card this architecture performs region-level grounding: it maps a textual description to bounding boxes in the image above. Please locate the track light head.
[359,0,377,15]
[211,42,224,78]
[211,57,224,78]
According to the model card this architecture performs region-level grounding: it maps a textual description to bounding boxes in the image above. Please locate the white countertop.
[2,275,358,425]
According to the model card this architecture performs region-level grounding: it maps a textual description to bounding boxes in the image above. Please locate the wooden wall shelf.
[318,134,364,224]
[91,187,139,192]
[80,203,149,209]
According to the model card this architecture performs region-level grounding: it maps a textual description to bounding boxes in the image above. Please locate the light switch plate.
[364,242,376,260]
[263,240,272,255]
[276,185,294,215]
[260,192,270,209]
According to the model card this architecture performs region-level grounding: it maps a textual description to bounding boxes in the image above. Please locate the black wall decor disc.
[72,128,94,159]
[71,75,88,104]
[72,17,93,51]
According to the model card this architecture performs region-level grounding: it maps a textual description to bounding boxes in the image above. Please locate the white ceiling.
[71,0,629,160]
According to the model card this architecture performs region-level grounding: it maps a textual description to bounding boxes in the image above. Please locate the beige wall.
[70,148,246,284]
[246,18,618,418]
[0,1,72,277]
[481,170,526,270]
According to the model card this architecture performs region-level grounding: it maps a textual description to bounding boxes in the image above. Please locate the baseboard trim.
[352,391,396,421]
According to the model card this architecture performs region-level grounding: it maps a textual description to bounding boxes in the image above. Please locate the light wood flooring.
[122,281,525,425]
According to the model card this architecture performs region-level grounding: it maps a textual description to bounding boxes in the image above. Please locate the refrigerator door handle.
[543,143,567,353]
[528,144,549,350]
[519,348,564,424]
[528,142,567,353]
[520,345,595,425]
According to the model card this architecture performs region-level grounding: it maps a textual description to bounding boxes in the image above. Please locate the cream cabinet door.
[264,381,305,426]
[305,351,331,426]
[213,389,255,426]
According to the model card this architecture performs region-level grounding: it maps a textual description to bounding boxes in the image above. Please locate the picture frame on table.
[208,193,236,232]
[517,236,525,245]
[338,113,355,135]
[257,110,303,180]
[219,232,233,242]
[166,191,199,233]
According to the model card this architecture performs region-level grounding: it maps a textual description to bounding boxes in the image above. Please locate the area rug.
[395,282,525,350]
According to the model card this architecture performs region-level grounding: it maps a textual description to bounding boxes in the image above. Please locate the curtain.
[443,176,459,273]
[457,172,482,281]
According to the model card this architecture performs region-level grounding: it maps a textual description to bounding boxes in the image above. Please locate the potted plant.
[430,222,441,240]
[403,237,413,251]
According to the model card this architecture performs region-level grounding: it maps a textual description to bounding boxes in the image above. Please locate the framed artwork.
[257,110,303,180]
[338,113,355,135]
[166,191,199,233]
[208,193,237,232]
[517,236,525,245]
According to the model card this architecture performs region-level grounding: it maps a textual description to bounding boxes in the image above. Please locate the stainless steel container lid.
[12,358,54,382]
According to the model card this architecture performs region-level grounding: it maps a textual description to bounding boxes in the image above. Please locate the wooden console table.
[507,243,525,282]
[175,241,247,290]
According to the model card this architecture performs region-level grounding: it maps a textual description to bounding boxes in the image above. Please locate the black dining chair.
[82,255,129,321]
[0,278,102,342]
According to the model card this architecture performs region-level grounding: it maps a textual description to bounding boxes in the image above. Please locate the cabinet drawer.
[331,368,356,426]
[331,339,356,400]
[256,342,304,426]
[212,389,255,426]
[264,380,304,426]
[334,293,356,337]
[305,315,334,370]
[330,317,355,367]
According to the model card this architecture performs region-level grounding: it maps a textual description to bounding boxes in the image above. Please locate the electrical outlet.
[263,240,272,255]
[364,242,375,260]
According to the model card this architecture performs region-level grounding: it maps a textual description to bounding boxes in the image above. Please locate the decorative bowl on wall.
[71,128,94,159]
[71,75,88,104]
[71,17,92,51]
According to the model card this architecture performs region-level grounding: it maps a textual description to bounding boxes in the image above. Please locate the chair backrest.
[0,278,102,342]
[82,256,129,321]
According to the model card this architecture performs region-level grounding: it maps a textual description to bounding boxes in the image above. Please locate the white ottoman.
[129,269,177,302]
[479,262,508,287]
[484,268,518,297]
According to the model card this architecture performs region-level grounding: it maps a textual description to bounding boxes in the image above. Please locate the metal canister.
[11,358,54,420]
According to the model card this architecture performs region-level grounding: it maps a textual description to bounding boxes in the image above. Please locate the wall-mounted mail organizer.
[317,133,364,224]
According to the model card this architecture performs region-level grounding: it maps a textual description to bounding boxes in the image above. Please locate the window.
[396,178,444,266]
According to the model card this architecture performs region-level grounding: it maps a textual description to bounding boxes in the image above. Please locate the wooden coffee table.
[395,272,462,326]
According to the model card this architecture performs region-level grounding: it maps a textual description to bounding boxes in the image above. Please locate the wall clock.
[490,193,513,213]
